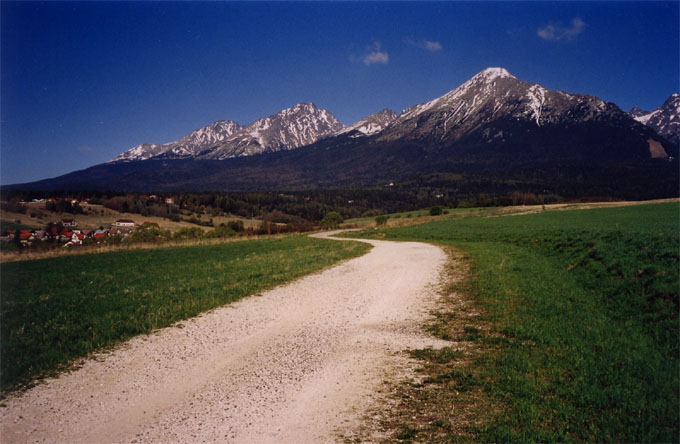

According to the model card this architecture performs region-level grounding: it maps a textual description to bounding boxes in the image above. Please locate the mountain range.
[10,68,679,197]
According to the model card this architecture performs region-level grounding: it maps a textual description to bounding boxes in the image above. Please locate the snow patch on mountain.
[526,85,547,126]
[337,109,398,137]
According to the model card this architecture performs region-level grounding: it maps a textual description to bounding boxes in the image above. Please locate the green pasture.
[351,202,679,442]
[0,235,369,392]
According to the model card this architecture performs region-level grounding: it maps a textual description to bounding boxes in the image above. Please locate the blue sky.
[1,1,678,185]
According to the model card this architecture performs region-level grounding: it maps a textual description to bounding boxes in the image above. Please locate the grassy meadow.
[349,202,679,442]
[0,235,370,392]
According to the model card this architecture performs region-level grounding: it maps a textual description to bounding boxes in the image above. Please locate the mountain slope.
[629,93,679,146]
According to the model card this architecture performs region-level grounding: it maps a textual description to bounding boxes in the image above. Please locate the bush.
[207,225,237,238]
[375,215,388,226]
[173,227,204,240]
[320,212,343,229]
[128,223,170,243]
[430,205,444,216]
[227,220,245,232]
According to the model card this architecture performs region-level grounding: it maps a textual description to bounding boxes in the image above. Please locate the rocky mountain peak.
[197,103,344,159]
[379,67,621,144]
[630,93,680,145]
[110,119,241,162]
[338,108,398,137]
[628,106,650,119]
[110,103,344,162]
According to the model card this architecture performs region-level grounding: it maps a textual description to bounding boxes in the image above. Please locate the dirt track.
[0,232,447,443]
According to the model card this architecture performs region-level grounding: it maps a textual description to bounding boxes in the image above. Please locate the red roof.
[94,232,107,239]
[19,230,32,240]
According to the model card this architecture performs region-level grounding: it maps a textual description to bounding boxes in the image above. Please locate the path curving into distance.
[1,231,448,444]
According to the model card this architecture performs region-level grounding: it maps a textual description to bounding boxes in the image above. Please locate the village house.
[70,232,84,245]
[165,197,175,204]
[59,229,74,243]
[61,218,77,227]
[114,219,135,228]
[19,230,35,245]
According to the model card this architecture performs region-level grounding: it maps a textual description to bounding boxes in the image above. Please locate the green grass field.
[0,235,370,392]
[350,202,679,442]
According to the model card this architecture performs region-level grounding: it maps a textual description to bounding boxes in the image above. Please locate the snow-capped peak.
[473,67,516,82]
[398,67,519,121]
[380,67,621,144]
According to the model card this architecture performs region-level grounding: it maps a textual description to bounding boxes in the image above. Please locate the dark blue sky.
[2,1,678,185]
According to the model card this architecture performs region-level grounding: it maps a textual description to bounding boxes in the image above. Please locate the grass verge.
[346,201,679,442]
[1,235,370,393]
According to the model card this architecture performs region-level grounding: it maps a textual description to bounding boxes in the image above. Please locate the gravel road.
[1,232,447,443]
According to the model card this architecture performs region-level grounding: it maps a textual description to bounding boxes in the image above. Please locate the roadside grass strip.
[350,202,679,442]
[1,235,370,393]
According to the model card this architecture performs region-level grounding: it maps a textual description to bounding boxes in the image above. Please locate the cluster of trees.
[0,199,27,214]
[45,199,84,214]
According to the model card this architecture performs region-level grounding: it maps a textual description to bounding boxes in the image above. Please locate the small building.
[61,218,77,227]
[165,197,175,205]
[19,230,34,243]
[114,219,135,228]
[59,229,74,243]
